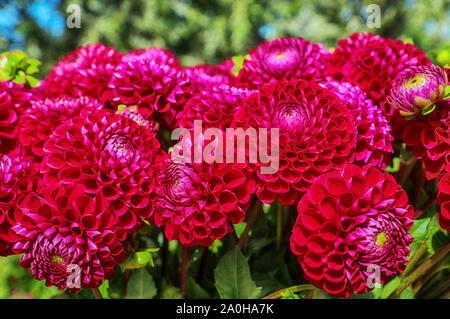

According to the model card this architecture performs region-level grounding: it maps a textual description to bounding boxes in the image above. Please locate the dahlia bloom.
[176,84,256,131]
[107,47,191,128]
[388,65,448,117]
[237,37,331,87]
[0,80,34,153]
[437,173,450,231]
[320,81,393,169]
[43,44,123,101]
[18,96,104,159]
[341,37,431,122]
[328,32,382,81]
[232,80,357,206]
[402,99,449,180]
[0,152,40,256]
[154,136,255,247]
[290,164,414,297]
[11,184,127,291]
[115,105,159,137]
[185,64,237,91]
[40,110,165,232]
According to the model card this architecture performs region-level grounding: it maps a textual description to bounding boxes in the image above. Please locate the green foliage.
[214,247,262,299]
[0,50,41,87]
[126,268,157,299]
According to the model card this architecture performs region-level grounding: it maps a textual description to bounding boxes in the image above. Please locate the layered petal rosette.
[40,109,165,232]
[402,99,449,180]
[154,135,255,247]
[18,96,104,159]
[43,43,123,101]
[0,152,40,255]
[437,173,450,231]
[232,80,357,206]
[320,81,393,169]
[290,164,414,297]
[388,65,448,117]
[11,184,127,291]
[237,37,331,88]
[107,47,191,128]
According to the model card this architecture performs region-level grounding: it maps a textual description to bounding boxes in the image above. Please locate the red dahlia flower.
[320,81,393,169]
[232,80,357,206]
[237,37,331,88]
[437,173,450,231]
[40,110,165,232]
[154,137,255,247]
[290,164,414,297]
[43,44,123,101]
[0,80,34,153]
[341,38,431,119]
[0,152,40,256]
[388,65,448,117]
[107,47,191,128]
[402,99,449,180]
[11,184,126,291]
[18,96,104,159]
[328,32,382,81]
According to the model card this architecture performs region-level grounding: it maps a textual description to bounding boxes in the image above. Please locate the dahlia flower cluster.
[0,33,448,297]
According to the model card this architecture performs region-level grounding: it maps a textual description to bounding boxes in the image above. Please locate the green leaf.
[427,228,449,255]
[234,221,246,238]
[120,248,159,271]
[408,217,432,254]
[398,286,414,299]
[381,276,401,299]
[214,247,262,299]
[98,280,110,299]
[108,271,126,299]
[185,276,210,299]
[280,288,300,299]
[385,157,400,173]
[231,54,249,76]
[160,279,180,299]
[25,75,40,88]
[126,268,157,299]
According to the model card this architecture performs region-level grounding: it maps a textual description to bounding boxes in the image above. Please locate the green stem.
[237,199,261,250]
[276,201,283,248]
[263,284,315,299]
[91,288,103,299]
[389,240,450,298]
[402,239,429,277]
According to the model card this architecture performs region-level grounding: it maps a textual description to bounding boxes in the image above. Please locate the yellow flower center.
[376,232,387,247]
[51,255,64,264]
[276,53,285,59]
[405,75,425,88]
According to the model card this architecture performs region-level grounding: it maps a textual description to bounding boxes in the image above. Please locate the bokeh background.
[0,0,449,298]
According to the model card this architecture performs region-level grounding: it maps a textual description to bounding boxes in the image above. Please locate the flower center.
[273,104,306,135]
[104,134,136,161]
[405,75,425,88]
[163,163,193,206]
[276,53,285,59]
[51,255,64,264]
[376,232,387,247]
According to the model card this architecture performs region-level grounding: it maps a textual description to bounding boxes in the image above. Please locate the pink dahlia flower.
[437,173,450,231]
[237,37,331,88]
[320,81,393,169]
[402,99,449,180]
[388,65,448,117]
[40,110,165,232]
[290,164,414,297]
[43,44,123,101]
[11,184,127,291]
[232,80,357,206]
[107,47,191,128]
[18,96,104,159]
[154,136,255,247]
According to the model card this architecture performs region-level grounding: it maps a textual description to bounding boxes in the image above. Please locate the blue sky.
[0,0,64,49]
